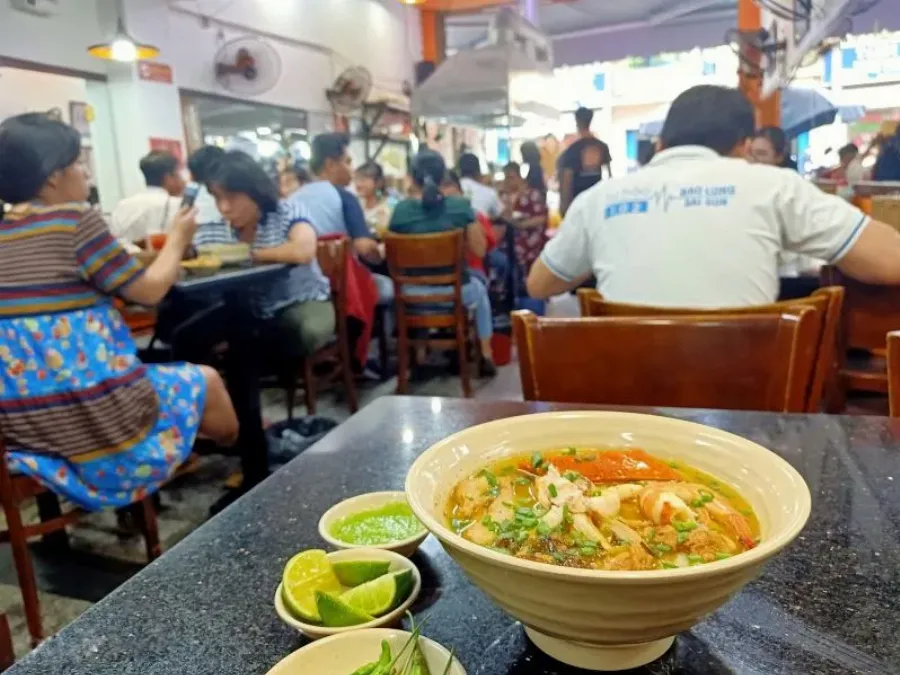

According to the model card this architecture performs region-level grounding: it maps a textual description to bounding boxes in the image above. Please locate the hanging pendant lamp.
[88,1,159,62]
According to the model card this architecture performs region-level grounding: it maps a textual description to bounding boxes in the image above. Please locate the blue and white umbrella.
[638,88,865,138]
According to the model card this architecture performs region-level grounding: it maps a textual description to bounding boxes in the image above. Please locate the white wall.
[0,67,88,120]
[168,0,421,106]
[0,0,421,114]
[0,0,106,75]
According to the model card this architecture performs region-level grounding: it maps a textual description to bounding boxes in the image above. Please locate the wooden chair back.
[513,308,821,412]
[889,332,900,417]
[821,266,900,352]
[384,229,466,329]
[384,229,476,396]
[576,287,843,412]
[316,236,350,333]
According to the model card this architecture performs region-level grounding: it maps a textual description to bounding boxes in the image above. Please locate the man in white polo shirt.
[527,85,900,307]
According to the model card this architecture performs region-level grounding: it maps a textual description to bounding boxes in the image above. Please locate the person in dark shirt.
[558,107,612,216]
[390,151,497,375]
[873,128,900,182]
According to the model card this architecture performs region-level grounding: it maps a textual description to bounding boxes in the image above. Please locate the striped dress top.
[0,202,156,461]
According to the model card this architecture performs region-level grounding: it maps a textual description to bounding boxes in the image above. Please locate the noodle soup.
[447,448,760,571]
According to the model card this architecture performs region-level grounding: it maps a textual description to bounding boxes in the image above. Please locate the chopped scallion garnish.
[548,484,558,498]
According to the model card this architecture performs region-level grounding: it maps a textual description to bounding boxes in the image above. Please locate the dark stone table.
[9,397,900,674]
[173,263,288,296]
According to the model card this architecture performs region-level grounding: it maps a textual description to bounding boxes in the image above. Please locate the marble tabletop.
[173,263,288,295]
[9,397,900,675]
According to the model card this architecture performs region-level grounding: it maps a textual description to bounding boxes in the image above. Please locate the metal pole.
[521,0,539,25]
[737,0,780,127]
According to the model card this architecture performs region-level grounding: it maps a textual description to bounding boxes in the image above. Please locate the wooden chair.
[0,612,13,670]
[0,434,160,646]
[576,287,844,412]
[820,266,900,407]
[513,308,820,412]
[888,332,900,418]
[384,230,480,398]
[283,237,359,418]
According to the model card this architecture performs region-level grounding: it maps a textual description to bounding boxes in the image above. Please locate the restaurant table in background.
[8,397,900,675]
[162,263,290,492]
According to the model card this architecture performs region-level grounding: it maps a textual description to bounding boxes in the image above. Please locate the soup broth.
[447,448,760,571]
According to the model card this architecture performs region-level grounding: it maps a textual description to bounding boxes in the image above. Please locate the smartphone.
[181,182,200,209]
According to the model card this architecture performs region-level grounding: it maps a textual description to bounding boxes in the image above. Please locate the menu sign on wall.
[839,35,900,86]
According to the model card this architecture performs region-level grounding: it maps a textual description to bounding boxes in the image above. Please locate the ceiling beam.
[413,0,515,14]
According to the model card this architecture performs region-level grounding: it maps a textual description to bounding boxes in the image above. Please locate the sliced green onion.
[673,520,698,533]
[531,452,544,469]
[548,484,558,498]
[451,518,472,531]
[536,522,551,537]
[562,505,572,524]
[676,531,689,544]
[688,554,705,565]
[660,561,678,569]
[563,471,583,482]
[515,477,533,486]
[580,546,597,556]
[487,486,500,498]
[654,543,672,554]
[715,552,732,560]
[480,470,498,488]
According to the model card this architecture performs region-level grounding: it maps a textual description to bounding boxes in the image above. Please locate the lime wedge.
[340,569,414,617]
[315,590,374,627]
[281,550,341,623]
[332,559,392,587]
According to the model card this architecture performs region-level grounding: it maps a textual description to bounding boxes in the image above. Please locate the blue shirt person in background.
[287,133,394,304]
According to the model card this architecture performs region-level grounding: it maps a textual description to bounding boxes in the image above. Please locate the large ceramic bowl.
[405,411,811,672]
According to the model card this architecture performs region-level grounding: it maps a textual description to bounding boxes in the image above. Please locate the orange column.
[737,0,780,128]
[420,9,445,64]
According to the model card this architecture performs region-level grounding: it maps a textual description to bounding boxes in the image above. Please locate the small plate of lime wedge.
[274,547,421,639]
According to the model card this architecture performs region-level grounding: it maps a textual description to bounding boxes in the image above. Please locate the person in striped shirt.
[0,113,238,510]
[194,151,335,359]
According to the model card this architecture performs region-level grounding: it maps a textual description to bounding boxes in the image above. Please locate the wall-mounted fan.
[214,37,282,97]
[326,66,373,114]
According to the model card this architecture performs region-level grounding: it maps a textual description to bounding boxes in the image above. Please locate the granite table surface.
[173,263,288,295]
[10,397,900,675]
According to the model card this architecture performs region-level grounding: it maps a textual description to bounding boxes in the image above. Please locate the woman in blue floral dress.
[0,113,238,510]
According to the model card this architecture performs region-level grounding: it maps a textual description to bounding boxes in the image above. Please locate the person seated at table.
[458,153,504,220]
[355,161,395,239]
[527,84,900,307]
[0,113,238,510]
[441,170,504,289]
[279,160,311,199]
[195,151,335,362]
[288,133,392,304]
[188,145,226,227]
[390,151,497,376]
[749,126,798,170]
[873,123,900,182]
[110,150,185,247]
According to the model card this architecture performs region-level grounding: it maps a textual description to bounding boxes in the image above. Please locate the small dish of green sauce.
[319,492,429,557]
[329,501,425,546]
